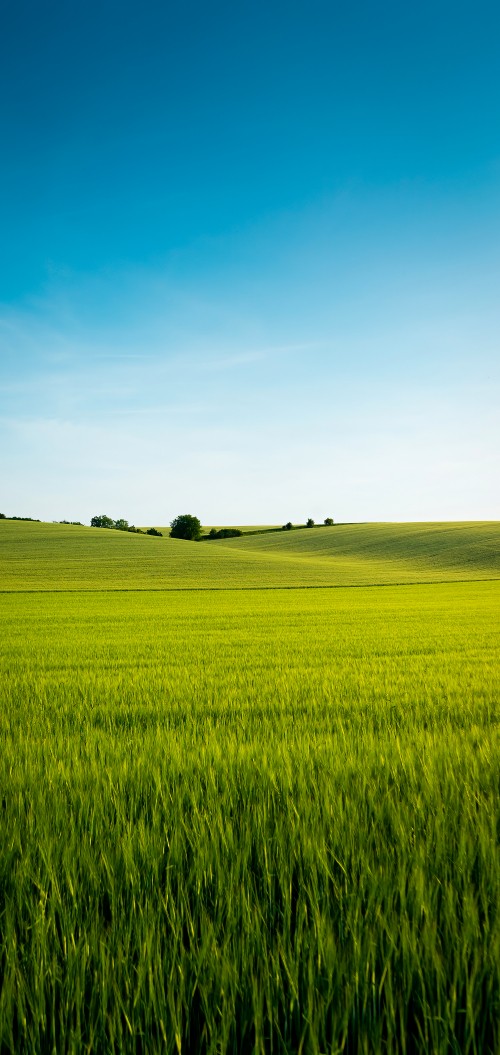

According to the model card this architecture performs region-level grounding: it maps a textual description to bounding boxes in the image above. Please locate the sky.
[1,0,499,525]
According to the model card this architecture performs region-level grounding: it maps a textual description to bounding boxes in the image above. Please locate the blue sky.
[1,0,499,524]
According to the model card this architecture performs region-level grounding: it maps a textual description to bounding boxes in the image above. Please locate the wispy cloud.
[2,235,499,522]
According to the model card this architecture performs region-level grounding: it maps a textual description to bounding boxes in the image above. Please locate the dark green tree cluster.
[170,515,202,541]
[207,528,243,540]
[90,515,115,528]
[0,514,40,522]
[90,515,162,536]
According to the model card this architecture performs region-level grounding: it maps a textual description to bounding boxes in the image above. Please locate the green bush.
[207,528,243,540]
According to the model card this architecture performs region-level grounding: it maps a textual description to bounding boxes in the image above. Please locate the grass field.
[1,520,499,591]
[0,521,499,1052]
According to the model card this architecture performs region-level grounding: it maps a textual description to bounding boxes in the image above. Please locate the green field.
[1,519,499,591]
[0,521,499,1053]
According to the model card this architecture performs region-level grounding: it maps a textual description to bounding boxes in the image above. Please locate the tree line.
[89,514,207,539]
[0,514,41,522]
[283,517,334,530]
[90,515,162,536]
[1,512,334,539]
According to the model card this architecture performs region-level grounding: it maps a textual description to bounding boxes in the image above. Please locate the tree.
[170,514,202,541]
[91,514,114,528]
[146,527,163,536]
[282,521,293,531]
[114,518,129,531]
[306,518,315,528]
[324,517,334,526]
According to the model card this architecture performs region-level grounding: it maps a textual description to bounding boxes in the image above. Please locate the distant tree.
[306,518,315,528]
[114,518,129,531]
[206,528,243,540]
[91,515,114,528]
[146,527,163,537]
[324,517,334,526]
[0,513,6,519]
[282,521,293,531]
[170,515,202,541]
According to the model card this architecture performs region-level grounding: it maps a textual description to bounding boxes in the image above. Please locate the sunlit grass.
[1,582,499,1052]
[1,519,499,591]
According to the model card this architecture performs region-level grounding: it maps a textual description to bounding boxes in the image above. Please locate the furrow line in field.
[1,576,499,594]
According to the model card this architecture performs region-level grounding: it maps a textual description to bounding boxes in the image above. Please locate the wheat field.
[0,521,499,1052]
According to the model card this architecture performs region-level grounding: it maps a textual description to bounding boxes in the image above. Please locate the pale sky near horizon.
[1,0,499,525]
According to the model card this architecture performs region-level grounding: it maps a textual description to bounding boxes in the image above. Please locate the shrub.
[207,528,243,540]
[146,527,163,537]
[282,521,293,531]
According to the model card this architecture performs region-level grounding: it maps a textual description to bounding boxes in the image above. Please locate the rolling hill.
[0,519,498,591]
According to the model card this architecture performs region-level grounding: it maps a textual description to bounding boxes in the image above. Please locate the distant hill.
[0,519,498,592]
[216,521,500,572]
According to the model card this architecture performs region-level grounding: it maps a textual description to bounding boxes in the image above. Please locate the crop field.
[0,521,499,1053]
[1,520,499,592]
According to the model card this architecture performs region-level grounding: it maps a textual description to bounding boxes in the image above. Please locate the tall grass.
[1,583,498,1052]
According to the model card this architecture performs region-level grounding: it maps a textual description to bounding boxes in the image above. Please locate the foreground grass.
[1,582,499,1053]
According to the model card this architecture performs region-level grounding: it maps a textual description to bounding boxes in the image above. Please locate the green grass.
[0,521,499,1052]
[218,519,500,570]
[1,519,499,591]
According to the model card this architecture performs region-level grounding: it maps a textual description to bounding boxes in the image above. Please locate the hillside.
[0,519,498,591]
[217,521,500,573]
